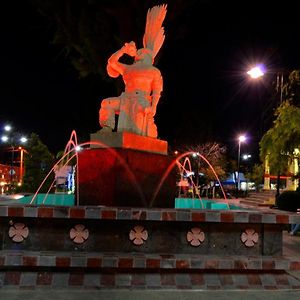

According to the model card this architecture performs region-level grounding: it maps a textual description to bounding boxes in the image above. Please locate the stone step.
[1,250,299,271]
[240,191,276,207]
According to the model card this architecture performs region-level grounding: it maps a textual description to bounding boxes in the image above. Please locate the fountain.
[0,4,300,290]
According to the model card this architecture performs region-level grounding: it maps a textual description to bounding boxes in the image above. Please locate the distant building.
[263,148,299,191]
[0,163,20,194]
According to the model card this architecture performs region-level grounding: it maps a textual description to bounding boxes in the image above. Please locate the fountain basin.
[175,198,249,210]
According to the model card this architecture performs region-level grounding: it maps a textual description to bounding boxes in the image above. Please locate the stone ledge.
[0,205,300,224]
[1,269,300,289]
[1,251,300,271]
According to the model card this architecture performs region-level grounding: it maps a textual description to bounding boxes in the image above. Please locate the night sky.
[1,0,300,163]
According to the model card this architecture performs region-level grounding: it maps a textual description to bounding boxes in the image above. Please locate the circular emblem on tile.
[70,224,89,244]
[241,228,259,247]
[8,222,29,243]
[187,227,205,246]
[129,225,148,245]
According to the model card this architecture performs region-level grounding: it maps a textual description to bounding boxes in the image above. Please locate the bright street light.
[242,154,251,160]
[247,65,285,197]
[1,136,9,142]
[247,64,284,104]
[1,124,28,193]
[247,65,265,79]
[4,125,12,132]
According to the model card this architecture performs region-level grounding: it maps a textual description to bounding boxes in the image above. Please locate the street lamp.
[237,134,246,190]
[247,65,285,198]
[1,125,27,193]
[247,64,284,105]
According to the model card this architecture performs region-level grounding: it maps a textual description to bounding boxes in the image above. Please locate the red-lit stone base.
[77,148,177,207]
[90,131,168,155]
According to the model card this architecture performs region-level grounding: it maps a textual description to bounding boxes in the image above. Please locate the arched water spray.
[175,157,205,209]
[30,131,146,206]
[42,153,77,205]
[151,151,229,209]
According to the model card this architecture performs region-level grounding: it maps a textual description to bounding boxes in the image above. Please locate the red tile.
[276,214,289,223]
[69,272,84,285]
[101,210,116,219]
[247,273,262,285]
[146,258,160,268]
[191,212,206,222]
[176,259,190,269]
[22,256,37,266]
[37,207,53,218]
[132,210,146,220]
[8,207,24,217]
[234,260,248,269]
[290,261,300,270]
[118,258,133,268]
[70,208,85,218]
[101,274,115,286]
[275,274,290,285]
[37,272,53,285]
[262,260,275,270]
[87,257,102,268]
[162,211,176,221]
[205,260,220,269]
[220,212,234,222]
[4,271,21,285]
[190,274,205,285]
[56,257,71,267]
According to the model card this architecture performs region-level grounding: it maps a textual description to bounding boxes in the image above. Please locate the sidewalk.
[0,287,300,300]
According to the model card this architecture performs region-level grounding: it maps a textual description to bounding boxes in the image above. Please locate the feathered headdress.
[142,4,167,60]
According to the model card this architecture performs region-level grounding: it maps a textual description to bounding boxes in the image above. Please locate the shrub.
[277,191,300,212]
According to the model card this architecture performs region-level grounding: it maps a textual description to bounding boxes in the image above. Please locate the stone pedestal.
[90,131,168,155]
[78,132,176,207]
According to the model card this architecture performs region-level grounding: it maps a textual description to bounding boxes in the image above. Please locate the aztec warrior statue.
[99,4,167,138]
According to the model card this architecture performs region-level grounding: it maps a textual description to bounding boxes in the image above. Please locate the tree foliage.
[284,70,300,106]
[259,100,300,175]
[21,133,55,193]
[245,163,264,189]
[183,142,227,181]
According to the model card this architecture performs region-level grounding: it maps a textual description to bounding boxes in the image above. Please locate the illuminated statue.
[99,4,167,138]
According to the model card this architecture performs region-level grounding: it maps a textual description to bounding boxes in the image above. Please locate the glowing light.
[75,146,82,152]
[20,137,27,143]
[247,65,265,79]
[4,125,12,132]
[185,171,194,177]
[1,136,8,142]
[242,154,251,160]
[238,135,246,143]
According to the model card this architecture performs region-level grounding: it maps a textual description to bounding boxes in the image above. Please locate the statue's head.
[135,48,153,64]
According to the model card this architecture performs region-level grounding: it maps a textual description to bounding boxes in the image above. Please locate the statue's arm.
[150,69,163,116]
[107,41,137,77]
